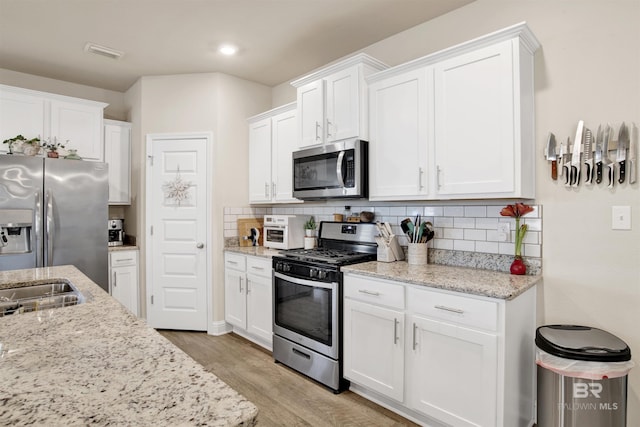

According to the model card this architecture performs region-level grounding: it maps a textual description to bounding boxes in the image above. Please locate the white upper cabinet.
[366,22,540,200]
[368,68,432,200]
[291,54,388,148]
[104,119,132,205]
[0,84,107,160]
[248,103,301,204]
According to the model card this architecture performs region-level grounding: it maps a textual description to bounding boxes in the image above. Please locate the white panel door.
[0,88,45,152]
[434,40,515,196]
[325,67,359,142]
[147,135,208,330]
[343,298,405,402]
[50,99,104,161]
[297,79,325,148]
[407,315,498,427]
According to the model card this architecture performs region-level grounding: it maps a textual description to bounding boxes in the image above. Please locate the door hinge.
[150,295,154,305]
[147,154,153,166]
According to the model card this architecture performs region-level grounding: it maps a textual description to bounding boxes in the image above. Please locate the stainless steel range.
[272,221,377,392]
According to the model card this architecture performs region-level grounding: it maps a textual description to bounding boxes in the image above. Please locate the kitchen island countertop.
[342,261,541,300]
[0,265,258,426]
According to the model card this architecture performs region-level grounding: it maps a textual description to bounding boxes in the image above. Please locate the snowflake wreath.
[162,166,192,205]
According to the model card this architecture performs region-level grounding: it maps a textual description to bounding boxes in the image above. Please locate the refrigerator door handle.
[45,190,54,266]
[34,191,43,267]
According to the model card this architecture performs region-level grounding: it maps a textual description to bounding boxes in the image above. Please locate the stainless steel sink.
[0,280,85,316]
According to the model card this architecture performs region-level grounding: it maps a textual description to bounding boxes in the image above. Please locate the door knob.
[196,242,204,249]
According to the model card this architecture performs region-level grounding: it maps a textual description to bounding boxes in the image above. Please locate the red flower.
[500,203,533,219]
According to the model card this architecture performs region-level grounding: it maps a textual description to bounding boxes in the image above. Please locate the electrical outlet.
[497,222,510,242]
[612,206,631,230]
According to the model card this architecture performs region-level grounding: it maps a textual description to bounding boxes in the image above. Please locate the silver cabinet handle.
[264,182,269,198]
[246,278,251,294]
[418,167,424,190]
[412,323,418,350]
[239,277,244,293]
[272,182,276,198]
[436,165,442,189]
[326,118,333,139]
[358,289,380,296]
[315,121,321,141]
[393,318,399,344]
[196,242,204,249]
[112,271,117,287]
[227,260,238,265]
[251,266,265,271]
[434,305,464,314]
[116,258,134,263]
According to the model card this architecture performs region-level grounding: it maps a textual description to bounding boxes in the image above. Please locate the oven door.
[264,226,287,249]
[273,271,339,359]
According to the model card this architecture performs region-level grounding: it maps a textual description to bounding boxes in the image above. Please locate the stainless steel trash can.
[536,325,633,427]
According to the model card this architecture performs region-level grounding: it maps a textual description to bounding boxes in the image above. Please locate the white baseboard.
[208,320,232,336]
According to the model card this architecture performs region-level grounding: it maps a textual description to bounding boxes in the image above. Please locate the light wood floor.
[159,330,419,427]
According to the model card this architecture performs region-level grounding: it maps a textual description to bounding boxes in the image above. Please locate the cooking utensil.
[545,132,558,180]
[603,124,615,188]
[583,128,593,184]
[594,125,604,184]
[617,122,629,184]
[570,120,584,187]
[630,123,637,184]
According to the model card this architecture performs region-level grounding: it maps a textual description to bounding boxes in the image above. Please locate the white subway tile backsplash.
[464,206,487,217]
[224,203,542,261]
[444,206,464,217]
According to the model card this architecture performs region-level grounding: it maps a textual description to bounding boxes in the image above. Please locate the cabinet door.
[224,268,247,329]
[407,315,498,427]
[50,100,104,161]
[325,67,359,143]
[297,80,324,148]
[104,122,131,204]
[246,273,273,346]
[271,108,299,203]
[0,89,45,153]
[248,118,273,203]
[111,265,138,316]
[343,298,405,402]
[368,69,431,200]
[434,40,515,197]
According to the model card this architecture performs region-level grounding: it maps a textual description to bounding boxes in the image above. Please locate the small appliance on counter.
[108,219,125,246]
[263,214,306,249]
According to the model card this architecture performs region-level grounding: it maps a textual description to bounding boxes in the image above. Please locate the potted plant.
[304,216,316,237]
[500,203,534,275]
[3,135,41,155]
[43,138,66,158]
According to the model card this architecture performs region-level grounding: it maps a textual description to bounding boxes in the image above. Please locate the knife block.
[377,235,404,262]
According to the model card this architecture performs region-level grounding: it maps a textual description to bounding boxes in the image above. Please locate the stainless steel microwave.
[292,138,368,200]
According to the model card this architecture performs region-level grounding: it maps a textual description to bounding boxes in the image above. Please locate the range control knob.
[283,263,291,273]
[275,262,282,271]
[309,268,318,278]
[318,270,327,280]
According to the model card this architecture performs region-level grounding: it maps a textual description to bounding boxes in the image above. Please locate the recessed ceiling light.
[84,42,124,60]
[218,44,238,56]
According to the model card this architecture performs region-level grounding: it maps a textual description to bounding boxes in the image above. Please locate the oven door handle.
[274,272,337,290]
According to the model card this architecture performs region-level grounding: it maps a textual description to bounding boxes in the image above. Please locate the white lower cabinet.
[224,252,273,350]
[343,272,536,427]
[109,250,139,316]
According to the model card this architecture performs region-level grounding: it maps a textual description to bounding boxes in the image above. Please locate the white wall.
[0,68,127,120]
[127,72,271,321]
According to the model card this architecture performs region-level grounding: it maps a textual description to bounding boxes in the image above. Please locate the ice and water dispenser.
[0,209,33,254]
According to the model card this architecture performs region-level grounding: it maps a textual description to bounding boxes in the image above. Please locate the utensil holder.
[407,243,428,266]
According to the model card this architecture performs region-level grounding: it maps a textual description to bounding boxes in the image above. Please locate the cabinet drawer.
[225,253,246,272]
[344,274,405,310]
[110,250,137,267]
[408,287,498,331]
[246,256,272,278]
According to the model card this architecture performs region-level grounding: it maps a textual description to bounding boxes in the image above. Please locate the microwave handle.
[336,151,345,188]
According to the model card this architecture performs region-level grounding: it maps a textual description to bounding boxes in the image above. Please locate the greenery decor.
[304,216,317,230]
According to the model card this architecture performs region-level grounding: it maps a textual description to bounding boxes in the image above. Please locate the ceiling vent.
[84,42,124,60]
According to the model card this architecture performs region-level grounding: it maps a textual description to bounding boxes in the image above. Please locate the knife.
[570,121,584,187]
[583,128,594,185]
[545,132,557,180]
[630,123,637,184]
[617,122,629,184]
[594,125,604,184]
[562,137,572,186]
[603,124,615,188]
[558,136,566,180]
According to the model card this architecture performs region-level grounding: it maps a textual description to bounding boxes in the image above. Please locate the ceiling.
[0,0,474,93]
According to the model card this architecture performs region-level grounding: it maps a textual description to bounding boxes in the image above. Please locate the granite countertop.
[224,246,282,258]
[108,244,139,252]
[0,265,258,426]
[342,261,541,300]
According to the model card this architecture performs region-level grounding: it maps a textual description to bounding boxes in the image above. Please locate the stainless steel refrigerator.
[0,156,109,291]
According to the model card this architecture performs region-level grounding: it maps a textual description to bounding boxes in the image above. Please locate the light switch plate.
[612,206,631,230]
[497,222,510,241]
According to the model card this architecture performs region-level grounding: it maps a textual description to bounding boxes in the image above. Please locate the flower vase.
[510,256,526,275]
[305,229,314,237]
